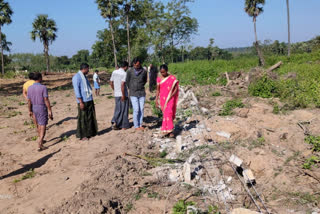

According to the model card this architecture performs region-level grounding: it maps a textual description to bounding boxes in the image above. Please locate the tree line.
[0,0,319,74]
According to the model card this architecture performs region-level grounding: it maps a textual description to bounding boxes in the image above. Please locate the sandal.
[38,146,47,152]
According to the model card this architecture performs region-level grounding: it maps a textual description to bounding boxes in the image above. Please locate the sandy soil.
[0,73,319,214]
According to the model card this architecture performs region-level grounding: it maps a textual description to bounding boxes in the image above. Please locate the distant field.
[170,51,320,108]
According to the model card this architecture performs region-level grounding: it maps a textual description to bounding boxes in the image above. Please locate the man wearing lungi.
[72,63,98,141]
[110,61,130,130]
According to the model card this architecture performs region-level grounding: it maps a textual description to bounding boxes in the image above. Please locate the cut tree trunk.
[44,43,50,75]
[126,14,131,64]
[286,0,291,57]
[109,18,118,68]
[253,18,265,66]
[267,61,283,72]
[0,27,4,75]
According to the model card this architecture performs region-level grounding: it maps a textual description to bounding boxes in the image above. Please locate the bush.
[219,99,244,116]
[248,75,279,98]
[172,200,196,214]
[305,136,320,152]
[150,100,162,118]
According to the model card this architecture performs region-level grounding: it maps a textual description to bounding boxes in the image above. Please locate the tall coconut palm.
[31,15,57,74]
[123,0,135,64]
[286,0,291,56]
[245,0,265,66]
[96,0,121,68]
[1,33,11,52]
[0,0,13,75]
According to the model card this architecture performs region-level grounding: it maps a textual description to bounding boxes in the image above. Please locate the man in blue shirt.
[72,63,98,141]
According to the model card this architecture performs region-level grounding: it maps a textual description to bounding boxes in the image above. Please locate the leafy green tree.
[71,49,90,66]
[244,0,265,66]
[1,33,11,52]
[164,0,198,63]
[0,0,12,75]
[286,0,291,56]
[96,0,122,67]
[30,15,57,74]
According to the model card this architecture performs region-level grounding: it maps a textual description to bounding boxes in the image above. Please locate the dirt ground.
[0,73,319,214]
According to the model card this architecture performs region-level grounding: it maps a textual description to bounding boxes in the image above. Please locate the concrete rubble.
[229,154,243,167]
[216,131,232,139]
[147,87,258,210]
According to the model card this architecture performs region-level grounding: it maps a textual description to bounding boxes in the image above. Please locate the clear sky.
[4,0,320,57]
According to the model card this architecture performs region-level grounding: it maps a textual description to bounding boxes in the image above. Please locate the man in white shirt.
[93,70,100,96]
[110,61,130,130]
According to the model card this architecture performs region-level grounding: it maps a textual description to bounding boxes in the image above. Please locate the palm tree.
[245,0,265,66]
[96,0,120,68]
[123,0,136,64]
[1,33,11,52]
[31,15,57,74]
[286,0,291,56]
[0,0,13,75]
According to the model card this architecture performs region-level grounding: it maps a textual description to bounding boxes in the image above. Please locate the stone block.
[229,154,243,167]
[243,169,255,184]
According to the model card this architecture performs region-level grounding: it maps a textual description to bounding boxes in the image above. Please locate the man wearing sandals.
[27,72,53,151]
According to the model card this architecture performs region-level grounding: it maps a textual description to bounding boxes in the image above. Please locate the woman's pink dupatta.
[157,75,179,133]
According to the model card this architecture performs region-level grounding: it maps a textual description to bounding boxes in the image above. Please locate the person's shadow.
[0,149,61,180]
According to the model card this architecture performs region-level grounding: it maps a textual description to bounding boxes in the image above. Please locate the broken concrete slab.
[187,206,198,214]
[175,136,182,153]
[168,169,181,182]
[230,208,260,214]
[216,131,231,139]
[243,169,255,184]
[229,154,243,167]
[183,162,191,184]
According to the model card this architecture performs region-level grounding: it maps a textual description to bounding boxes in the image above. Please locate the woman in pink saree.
[156,64,179,138]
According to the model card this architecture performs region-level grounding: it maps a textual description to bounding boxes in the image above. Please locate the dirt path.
[0,74,164,213]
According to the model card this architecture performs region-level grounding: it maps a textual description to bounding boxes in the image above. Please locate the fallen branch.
[267,61,283,72]
[297,122,310,135]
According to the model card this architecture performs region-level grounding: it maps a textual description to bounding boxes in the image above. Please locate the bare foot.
[80,137,89,141]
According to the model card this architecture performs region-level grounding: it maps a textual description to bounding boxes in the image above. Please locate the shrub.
[172,200,196,214]
[305,136,320,152]
[302,156,319,170]
[150,100,162,119]
[248,75,279,98]
[219,99,244,116]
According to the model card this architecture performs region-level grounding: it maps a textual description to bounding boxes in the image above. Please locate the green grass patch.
[13,169,36,183]
[7,111,22,118]
[150,100,162,119]
[211,91,221,97]
[302,156,320,170]
[159,150,168,158]
[124,203,133,212]
[219,99,244,116]
[172,200,196,214]
[248,137,265,150]
[305,135,320,152]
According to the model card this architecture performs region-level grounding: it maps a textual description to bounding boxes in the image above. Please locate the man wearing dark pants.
[72,63,98,141]
[110,61,130,130]
[126,57,148,131]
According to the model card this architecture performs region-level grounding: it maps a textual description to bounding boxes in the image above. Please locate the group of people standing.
[23,57,179,150]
